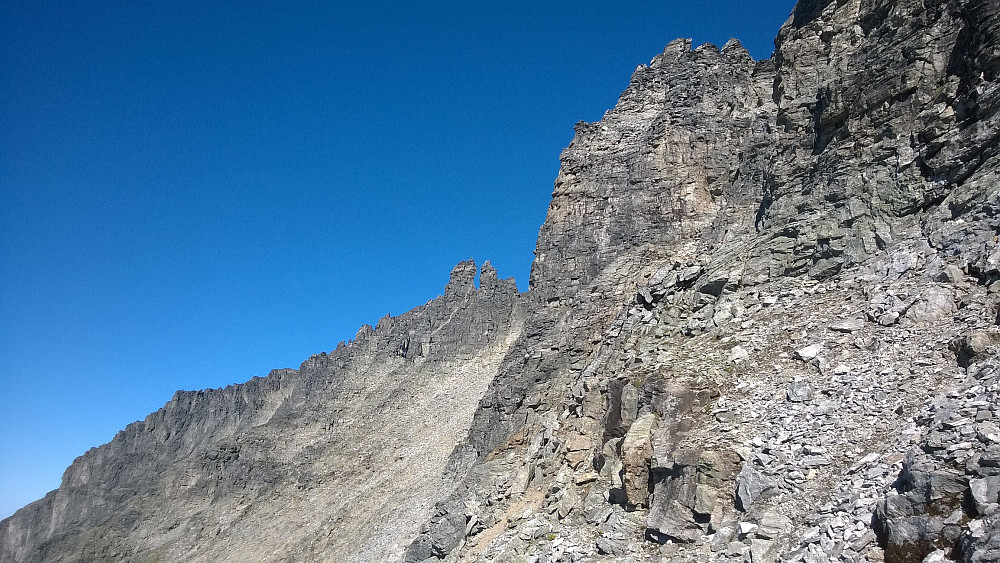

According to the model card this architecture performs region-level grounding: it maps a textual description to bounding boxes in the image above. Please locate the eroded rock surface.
[3,0,1000,561]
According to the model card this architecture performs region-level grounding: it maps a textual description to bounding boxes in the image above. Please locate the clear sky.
[0,0,796,519]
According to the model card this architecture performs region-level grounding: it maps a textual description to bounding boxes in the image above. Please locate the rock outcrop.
[3,0,1000,561]
[1,262,525,562]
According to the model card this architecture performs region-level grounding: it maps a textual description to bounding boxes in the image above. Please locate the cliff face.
[1,263,526,562]
[3,0,1000,561]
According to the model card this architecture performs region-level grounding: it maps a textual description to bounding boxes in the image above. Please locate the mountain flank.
[3,0,1000,561]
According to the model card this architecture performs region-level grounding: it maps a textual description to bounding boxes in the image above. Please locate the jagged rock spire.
[444,259,477,296]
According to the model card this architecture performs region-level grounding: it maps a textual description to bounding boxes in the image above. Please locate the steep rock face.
[404,0,1000,561]
[530,37,777,299]
[401,40,782,562]
[0,261,525,562]
[753,0,1000,280]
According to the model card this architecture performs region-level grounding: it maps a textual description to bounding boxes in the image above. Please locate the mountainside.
[3,0,1000,561]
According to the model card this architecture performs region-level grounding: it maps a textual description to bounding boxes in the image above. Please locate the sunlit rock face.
[3,0,1000,561]
[0,261,527,563]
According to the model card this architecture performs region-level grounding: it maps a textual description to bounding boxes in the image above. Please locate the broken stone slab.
[715,410,737,423]
[693,484,717,517]
[726,540,750,558]
[646,498,704,544]
[649,265,678,288]
[756,511,792,540]
[800,455,831,467]
[795,343,824,361]
[936,264,965,284]
[735,464,775,511]
[787,380,813,403]
[729,345,750,362]
[829,318,865,333]
[970,476,1000,516]
[749,538,776,563]
[954,331,994,368]
[583,488,613,524]
[621,413,657,508]
[850,530,876,552]
[848,452,880,472]
[595,535,628,556]
[907,286,956,323]
[710,524,737,552]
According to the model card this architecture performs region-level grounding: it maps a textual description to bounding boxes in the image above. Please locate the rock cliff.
[3,0,1000,561]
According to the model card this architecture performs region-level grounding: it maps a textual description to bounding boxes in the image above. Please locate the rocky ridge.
[1,262,525,562]
[3,0,1000,561]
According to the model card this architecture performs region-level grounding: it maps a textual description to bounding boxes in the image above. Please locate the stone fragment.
[787,379,813,402]
[621,413,656,508]
[749,538,776,563]
[936,264,965,283]
[735,464,774,511]
[970,476,1000,515]
[595,536,627,556]
[756,511,791,540]
[907,286,956,323]
[849,452,880,472]
[829,318,865,333]
[954,331,993,368]
[715,410,736,423]
[711,525,737,551]
[583,488,613,524]
[795,344,824,361]
[693,484,717,517]
[726,540,749,557]
[729,345,750,362]
[646,498,704,544]
[800,455,830,467]
[850,530,876,551]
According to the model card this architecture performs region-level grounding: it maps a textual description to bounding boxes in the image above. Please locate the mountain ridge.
[4,0,1000,560]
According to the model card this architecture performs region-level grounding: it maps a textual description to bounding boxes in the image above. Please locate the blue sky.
[0,0,796,519]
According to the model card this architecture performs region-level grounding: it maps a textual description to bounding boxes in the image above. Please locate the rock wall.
[0,261,525,562]
[404,0,1000,561]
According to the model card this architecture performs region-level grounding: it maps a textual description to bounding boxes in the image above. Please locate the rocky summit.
[3,0,1000,561]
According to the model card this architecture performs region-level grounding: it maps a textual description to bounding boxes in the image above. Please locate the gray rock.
[735,464,774,511]
[829,318,865,333]
[729,345,750,362]
[756,511,792,540]
[970,477,1000,516]
[693,484,717,517]
[710,525,737,552]
[936,264,965,284]
[749,538,776,563]
[583,488,614,525]
[787,380,813,403]
[621,414,656,508]
[907,286,956,323]
[7,0,1000,560]
[795,344,824,361]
